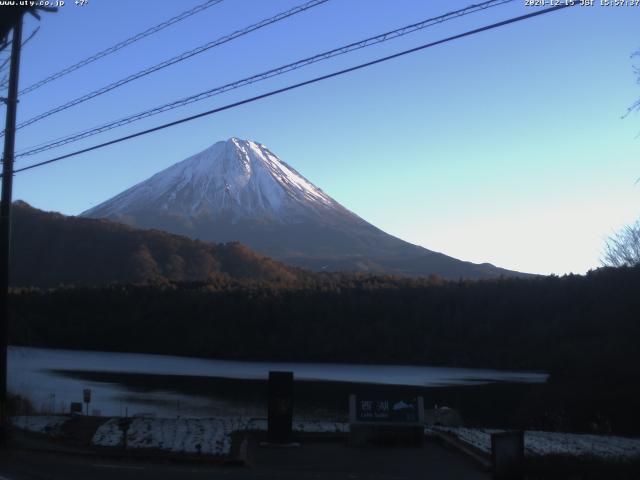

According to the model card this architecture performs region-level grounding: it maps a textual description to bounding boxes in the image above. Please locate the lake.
[8,346,548,423]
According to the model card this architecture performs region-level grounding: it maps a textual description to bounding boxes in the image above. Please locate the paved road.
[0,439,491,479]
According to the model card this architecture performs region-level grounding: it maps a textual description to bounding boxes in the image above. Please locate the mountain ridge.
[82,138,528,279]
[10,200,302,287]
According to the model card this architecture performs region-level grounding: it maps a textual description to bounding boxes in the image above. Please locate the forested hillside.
[11,201,302,286]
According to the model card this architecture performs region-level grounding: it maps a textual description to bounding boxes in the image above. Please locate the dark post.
[491,430,525,480]
[0,10,24,447]
[267,371,293,444]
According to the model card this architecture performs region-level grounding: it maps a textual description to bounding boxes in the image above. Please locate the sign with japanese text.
[354,397,420,423]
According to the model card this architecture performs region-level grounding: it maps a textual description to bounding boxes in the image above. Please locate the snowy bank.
[92,417,349,457]
[10,415,69,437]
[432,427,640,461]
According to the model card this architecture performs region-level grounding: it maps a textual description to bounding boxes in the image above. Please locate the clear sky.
[5,0,639,275]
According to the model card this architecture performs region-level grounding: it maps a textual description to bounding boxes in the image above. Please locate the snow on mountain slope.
[84,138,344,224]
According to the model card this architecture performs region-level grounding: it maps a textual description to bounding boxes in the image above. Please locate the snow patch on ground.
[126,418,231,455]
[91,417,349,457]
[431,427,640,461]
[91,418,124,447]
[10,415,69,437]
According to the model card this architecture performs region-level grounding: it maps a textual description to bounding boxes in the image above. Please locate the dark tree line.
[10,267,640,371]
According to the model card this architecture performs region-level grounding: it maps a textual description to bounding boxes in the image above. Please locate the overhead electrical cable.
[10,3,576,176]
[18,0,225,95]
[16,0,515,158]
[2,0,329,137]
[0,26,39,87]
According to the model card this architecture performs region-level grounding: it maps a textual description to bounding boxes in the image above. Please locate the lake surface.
[9,346,548,420]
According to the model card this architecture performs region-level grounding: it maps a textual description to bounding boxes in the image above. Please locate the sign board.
[355,397,421,423]
[83,388,91,403]
[267,371,293,444]
[70,402,83,414]
[349,395,424,446]
[491,430,524,479]
[350,395,424,424]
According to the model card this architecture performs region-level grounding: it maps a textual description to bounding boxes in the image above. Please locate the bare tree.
[604,49,640,267]
[603,220,640,267]
[626,48,640,117]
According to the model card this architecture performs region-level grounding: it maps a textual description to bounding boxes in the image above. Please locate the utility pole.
[0,5,56,447]
[0,8,24,448]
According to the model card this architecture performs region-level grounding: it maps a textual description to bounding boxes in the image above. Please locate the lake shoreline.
[8,342,550,375]
[9,345,547,426]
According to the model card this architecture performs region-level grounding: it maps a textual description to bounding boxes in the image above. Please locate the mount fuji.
[82,138,523,279]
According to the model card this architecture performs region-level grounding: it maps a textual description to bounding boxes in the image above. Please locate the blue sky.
[5,0,640,275]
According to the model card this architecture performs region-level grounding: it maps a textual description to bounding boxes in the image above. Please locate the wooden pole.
[0,10,23,448]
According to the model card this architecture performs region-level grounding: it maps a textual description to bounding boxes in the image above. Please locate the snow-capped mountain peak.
[82,137,526,279]
[83,138,340,223]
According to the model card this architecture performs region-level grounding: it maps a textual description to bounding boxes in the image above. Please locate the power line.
[16,0,516,159]
[0,27,39,86]
[3,0,329,137]
[17,0,225,96]
[11,3,576,176]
